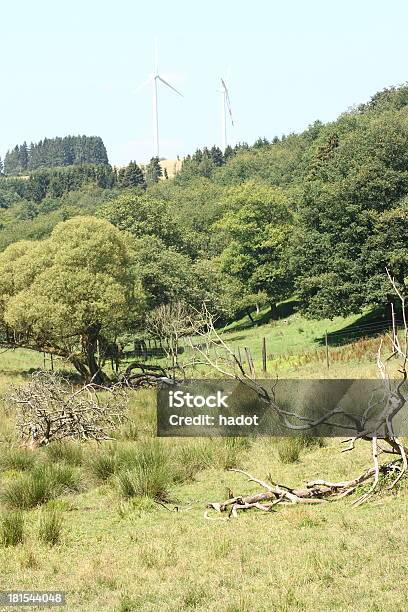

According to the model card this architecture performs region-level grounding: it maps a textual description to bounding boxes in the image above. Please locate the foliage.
[3,83,408,323]
[145,157,162,184]
[4,135,109,175]
[0,217,144,381]
[118,161,146,189]
[216,181,294,312]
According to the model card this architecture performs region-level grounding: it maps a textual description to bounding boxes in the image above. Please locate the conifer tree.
[119,161,146,188]
[145,157,162,184]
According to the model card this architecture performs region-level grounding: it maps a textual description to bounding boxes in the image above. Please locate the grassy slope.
[0,312,407,611]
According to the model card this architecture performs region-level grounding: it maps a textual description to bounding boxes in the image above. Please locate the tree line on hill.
[1,84,408,378]
[1,135,109,175]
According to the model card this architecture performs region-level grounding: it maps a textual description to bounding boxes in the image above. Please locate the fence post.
[244,347,251,375]
[262,337,267,374]
[391,302,397,356]
[244,347,256,377]
[325,331,329,369]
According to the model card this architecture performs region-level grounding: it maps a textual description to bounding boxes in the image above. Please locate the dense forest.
[1,135,108,175]
[1,84,408,350]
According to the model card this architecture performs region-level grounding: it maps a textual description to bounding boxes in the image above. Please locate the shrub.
[1,463,81,509]
[0,447,36,472]
[38,510,63,546]
[0,511,24,546]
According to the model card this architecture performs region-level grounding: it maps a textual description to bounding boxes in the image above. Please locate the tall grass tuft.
[276,435,325,464]
[1,463,82,509]
[0,511,24,546]
[214,438,251,469]
[116,440,171,501]
[276,438,302,463]
[88,448,117,482]
[44,441,83,466]
[171,441,216,482]
[0,447,36,472]
[38,509,63,546]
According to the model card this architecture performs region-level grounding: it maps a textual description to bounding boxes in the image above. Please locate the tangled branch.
[6,371,128,448]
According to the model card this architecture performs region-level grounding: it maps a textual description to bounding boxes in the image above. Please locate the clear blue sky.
[1,0,408,165]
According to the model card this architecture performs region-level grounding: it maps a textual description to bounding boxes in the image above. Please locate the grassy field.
[0,310,407,611]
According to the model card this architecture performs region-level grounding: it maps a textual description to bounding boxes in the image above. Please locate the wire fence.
[126,317,404,373]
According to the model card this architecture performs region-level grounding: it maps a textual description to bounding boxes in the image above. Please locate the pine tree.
[223,145,234,161]
[4,146,22,175]
[119,161,146,188]
[253,137,269,148]
[210,146,224,167]
[19,142,28,171]
[145,157,162,184]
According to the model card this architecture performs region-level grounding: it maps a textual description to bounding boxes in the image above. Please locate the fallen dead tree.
[6,371,128,448]
[119,361,175,388]
[206,458,406,518]
[191,272,408,517]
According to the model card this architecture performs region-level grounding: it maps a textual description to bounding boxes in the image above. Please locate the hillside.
[1,83,408,367]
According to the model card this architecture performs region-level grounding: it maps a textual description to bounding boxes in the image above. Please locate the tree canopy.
[0,216,144,382]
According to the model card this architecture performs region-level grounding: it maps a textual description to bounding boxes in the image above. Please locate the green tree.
[119,161,146,189]
[294,110,408,317]
[98,192,191,254]
[0,217,144,383]
[216,181,294,317]
[145,157,162,184]
[132,236,194,310]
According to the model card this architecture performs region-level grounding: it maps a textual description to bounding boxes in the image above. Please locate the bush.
[0,447,36,472]
[1,463,81,509]
[38,510,63,546]
[0,511,24,546]
[44,442,83,466]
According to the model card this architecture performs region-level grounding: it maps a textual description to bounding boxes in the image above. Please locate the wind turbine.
[138,41,183,159]
[220,77,234,151]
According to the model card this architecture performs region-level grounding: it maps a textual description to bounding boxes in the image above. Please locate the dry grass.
[0,332,407,610]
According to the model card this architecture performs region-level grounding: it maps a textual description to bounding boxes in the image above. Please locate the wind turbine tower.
[220,77,234,151]
[139,40,183,159]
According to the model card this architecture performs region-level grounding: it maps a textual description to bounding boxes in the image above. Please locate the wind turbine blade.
[135,76,153,93]
[157,75,183,97]
[221,78,234,126]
